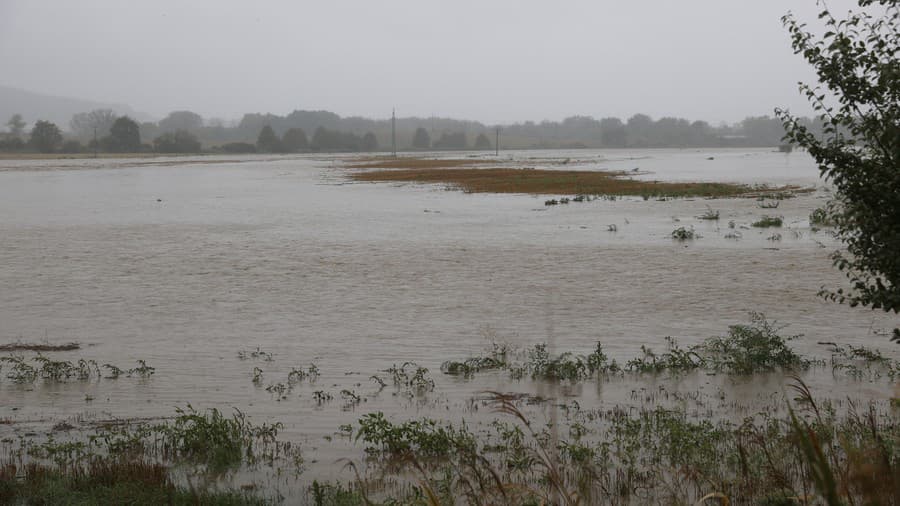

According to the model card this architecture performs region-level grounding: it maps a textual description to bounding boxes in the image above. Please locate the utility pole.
[93,127,98,158]
[391,108,397,158]
[495,126,500,157]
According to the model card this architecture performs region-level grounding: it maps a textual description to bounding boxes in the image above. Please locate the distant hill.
[0,85,150,132]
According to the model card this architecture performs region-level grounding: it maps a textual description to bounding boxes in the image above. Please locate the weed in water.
[385,362,435,395]
[441,341,510,377]
[127,360,155,378]
[809,199,839,227]
[355,412,474,457]
[0,342,80,352]
[696,205,720,220]
[752,215,784,228]
[158,406,284,473]
[515,341,619,381]
[625,337,705,373]
[671,226,700,240]
[699,313,810,374]
[313,391,333,404]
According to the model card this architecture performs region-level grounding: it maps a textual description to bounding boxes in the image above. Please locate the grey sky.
[0,0,858,124]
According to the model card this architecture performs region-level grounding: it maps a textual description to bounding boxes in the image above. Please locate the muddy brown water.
[0,148,897,492]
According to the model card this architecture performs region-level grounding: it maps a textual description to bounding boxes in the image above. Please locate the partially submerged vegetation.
[671,226,699,240]
[347,157,489,170]
[0,354,154,383]
[349,166,753,198]
[343,380,899,506]
[3,315,898,505]
[0,341,80,352]
[443,313,822,381]
[0,406,298,504]
[751,215,784,228]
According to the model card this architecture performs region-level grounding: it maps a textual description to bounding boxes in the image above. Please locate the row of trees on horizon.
[0,108,817,155]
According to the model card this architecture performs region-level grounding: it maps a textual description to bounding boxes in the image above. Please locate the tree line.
[0,108,824,155]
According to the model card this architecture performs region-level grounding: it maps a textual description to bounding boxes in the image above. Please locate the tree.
[412,127,431,149]
[474,132,492,150]
[257,125,282,153]
[433,131,467,149]
[6,114,26,138]
[103,116,142,152]
[361,132,378,151]
[776,0,899,339]
[153,130,201,153]
[281,128,308,152]
[0,136,25,152]
[741,116,789,146]
[220,142,257,153]
[626,113,654,147]
[158,110,204,132]
[61,140,84,154]
[28,120,63,153]
[600,117,627,147]
[69,109,117,141]
[310,127,362,152]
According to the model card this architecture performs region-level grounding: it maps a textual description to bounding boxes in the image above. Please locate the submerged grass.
[0,341,80,352]
[443,314,821,382]
[751,215,784,228]
[347,158,490,170]
[350,167,752,198]
[345,380,900,506]
[0,459,269,505]
[5,315,898,505]
[0,354,153,383]
[2,405,302,505]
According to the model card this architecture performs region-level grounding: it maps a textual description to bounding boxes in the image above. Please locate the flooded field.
[1,148,897,503]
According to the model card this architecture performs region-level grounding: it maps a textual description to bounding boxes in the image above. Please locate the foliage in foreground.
[777,0,900,337]
[0,459,266,506]
[1,406,301,505]
[347,380,899,506]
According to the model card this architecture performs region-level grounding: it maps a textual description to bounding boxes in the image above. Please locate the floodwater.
[0,148,897,487]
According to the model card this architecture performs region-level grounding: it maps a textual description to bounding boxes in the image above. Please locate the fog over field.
[0,0,858,124]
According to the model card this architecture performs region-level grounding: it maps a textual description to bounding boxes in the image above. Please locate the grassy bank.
[350,166,755,198]
[345,154,814,198]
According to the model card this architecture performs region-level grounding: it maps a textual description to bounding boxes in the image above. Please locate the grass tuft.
[751,215,784,227]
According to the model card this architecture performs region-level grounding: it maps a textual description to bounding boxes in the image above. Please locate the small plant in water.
[625,337,705,373]
[751,215,783,228]
[671,226,699,240]
[127,360,155,378]
[385,362,435,394]
[696,205,719,220]
[313,390,333,403]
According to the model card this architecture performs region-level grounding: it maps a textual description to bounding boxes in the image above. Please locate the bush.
[699,313,809,374]
[60,140,84,153]
[153,130,201,153]
[220,142,257,154]
[671,226,699,240]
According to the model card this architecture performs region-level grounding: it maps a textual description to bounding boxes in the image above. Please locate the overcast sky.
[0,0,860,124]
